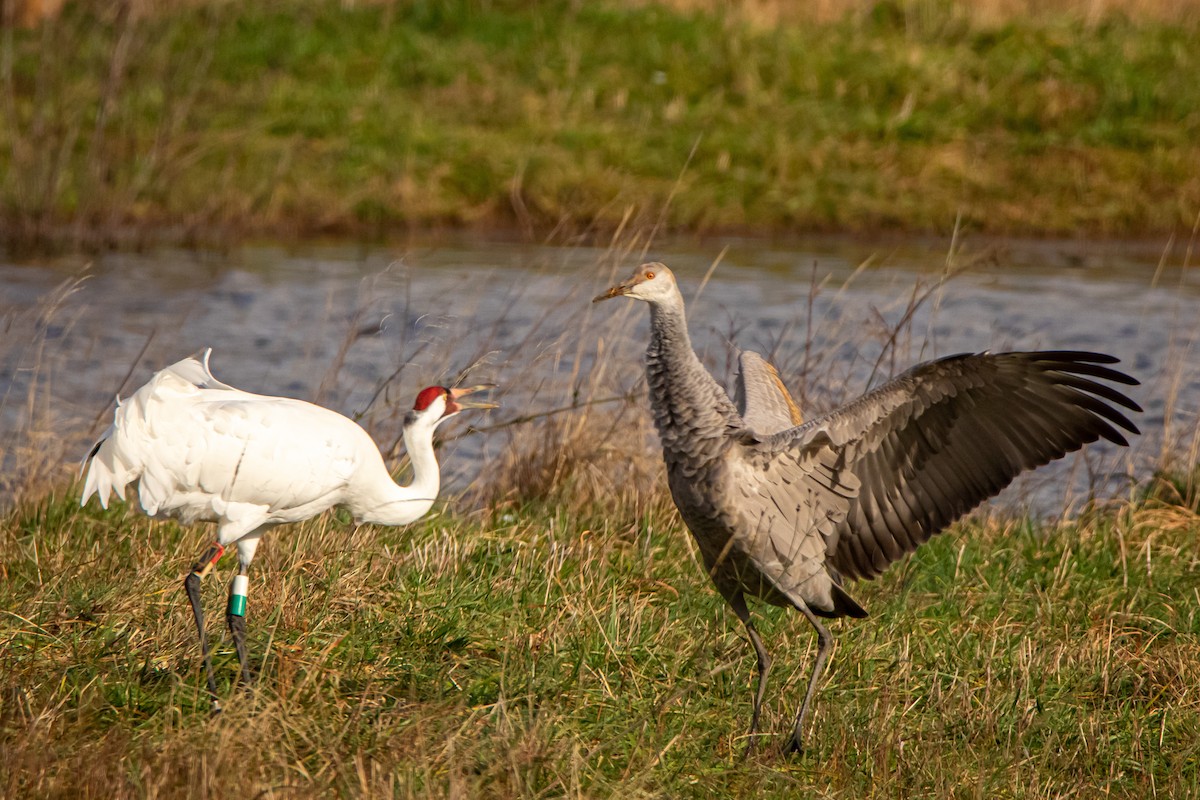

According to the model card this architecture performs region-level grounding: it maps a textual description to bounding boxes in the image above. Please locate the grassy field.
[2,0,1199,249]
[2,454,1199,797]
[1,212,1197,795]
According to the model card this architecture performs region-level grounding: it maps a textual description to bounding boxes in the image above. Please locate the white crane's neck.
[645,296,738,453]
[355,417,442,527]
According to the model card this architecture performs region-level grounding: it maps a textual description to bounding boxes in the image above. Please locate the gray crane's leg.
[724,589,773,757]
[225,534,261,689]
[183,541,226,712]
[786,598,834,754]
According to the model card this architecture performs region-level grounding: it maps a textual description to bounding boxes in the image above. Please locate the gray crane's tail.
[815,572,868,619]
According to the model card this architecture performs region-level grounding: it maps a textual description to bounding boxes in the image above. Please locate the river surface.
[2,234,1198,512]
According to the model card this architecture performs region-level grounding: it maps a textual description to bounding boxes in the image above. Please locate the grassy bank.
[2,0,1199,250]
[2,469,1199,796]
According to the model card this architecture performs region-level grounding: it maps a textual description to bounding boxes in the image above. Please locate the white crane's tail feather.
[166,348,235,392]
[80,348,226,510]
[80,421,121,508]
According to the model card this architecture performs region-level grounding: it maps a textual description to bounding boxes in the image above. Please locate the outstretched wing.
[754,351,1141,582]
[734,351,803,434]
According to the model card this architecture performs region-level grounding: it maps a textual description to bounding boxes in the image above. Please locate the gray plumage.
[594,262,1141,755]
[735,351,804,434]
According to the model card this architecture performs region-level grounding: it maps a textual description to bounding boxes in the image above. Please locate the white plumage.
[81,348,495,708]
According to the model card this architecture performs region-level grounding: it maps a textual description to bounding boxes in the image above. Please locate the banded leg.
[225,571,252,686]
[183,541,226,711]
[225,535,261,688]
[724,589,773,759]
[785,598,834,755]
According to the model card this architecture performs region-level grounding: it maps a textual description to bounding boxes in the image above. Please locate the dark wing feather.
[734,351,804,434]
[756,351,1140,581]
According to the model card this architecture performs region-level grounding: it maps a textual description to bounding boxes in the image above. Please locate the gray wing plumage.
[734,430,864,615]
[751,351,1141,583]
[734,351,803,434]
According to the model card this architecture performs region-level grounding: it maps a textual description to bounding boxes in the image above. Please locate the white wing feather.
[81,349,376,531]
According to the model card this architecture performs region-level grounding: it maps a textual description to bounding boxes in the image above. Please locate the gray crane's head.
[592,262,680,306]
[405,385,497,429]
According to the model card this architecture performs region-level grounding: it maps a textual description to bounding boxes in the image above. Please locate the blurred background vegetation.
[1,0,1198,250]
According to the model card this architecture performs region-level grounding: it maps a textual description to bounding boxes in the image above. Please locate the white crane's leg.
[723,589,773,758]
[183,541,226,711]
[225,533,262,688]
[786,598,833,754]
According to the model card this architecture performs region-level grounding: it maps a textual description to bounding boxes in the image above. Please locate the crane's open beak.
[448,384,499,410]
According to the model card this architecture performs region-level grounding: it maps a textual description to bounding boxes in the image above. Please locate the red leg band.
[191,542,226,577]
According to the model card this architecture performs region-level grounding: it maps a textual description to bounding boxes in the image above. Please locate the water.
[3,234,1197,510]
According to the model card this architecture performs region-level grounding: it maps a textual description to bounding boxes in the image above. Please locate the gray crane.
[593,263,1140,754]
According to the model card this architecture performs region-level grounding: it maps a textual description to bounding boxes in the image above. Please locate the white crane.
[80,348,495,709]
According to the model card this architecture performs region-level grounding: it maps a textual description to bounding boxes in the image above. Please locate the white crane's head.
[592,262,681,306]
[405,385,497,430]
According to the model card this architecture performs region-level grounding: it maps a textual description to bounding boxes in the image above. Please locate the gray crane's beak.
[449,384,499,409]
[592,282,630,302]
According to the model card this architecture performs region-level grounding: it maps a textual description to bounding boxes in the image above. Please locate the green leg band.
[228,574,248,617]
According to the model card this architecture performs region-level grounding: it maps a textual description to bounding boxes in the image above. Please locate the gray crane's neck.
[645,299,738,464]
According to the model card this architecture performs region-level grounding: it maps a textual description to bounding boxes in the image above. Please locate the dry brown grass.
[0,276,94,505]
[484,407,664,508]
[120,0,1200,26]
[638,0,1200,26]
[3,455,1198,797]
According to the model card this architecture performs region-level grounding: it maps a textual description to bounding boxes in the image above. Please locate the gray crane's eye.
[645,271,655,279]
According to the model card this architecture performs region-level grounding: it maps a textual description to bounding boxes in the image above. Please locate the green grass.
[3,479,1198,797]
[2,0,1199,249]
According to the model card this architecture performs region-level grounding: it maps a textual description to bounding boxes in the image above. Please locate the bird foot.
[235,668,257,696]
[782,733,805,756]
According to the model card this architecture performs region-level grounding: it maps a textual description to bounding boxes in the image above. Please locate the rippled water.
[3,234,1197,510]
